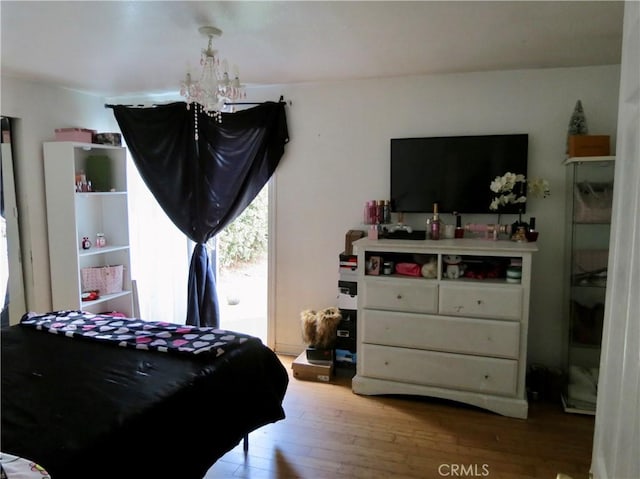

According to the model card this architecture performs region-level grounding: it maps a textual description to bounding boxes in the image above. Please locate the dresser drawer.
[361,310,520,359]
[361,277,438,314]
[439,283,522,320]
[360,344,518,396]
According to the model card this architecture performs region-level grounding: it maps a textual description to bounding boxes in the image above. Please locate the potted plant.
[489,172,550,240]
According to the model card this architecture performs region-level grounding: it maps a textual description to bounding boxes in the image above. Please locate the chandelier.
[180,26,245,123]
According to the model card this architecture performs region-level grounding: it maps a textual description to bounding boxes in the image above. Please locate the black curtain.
[112,101,289,327]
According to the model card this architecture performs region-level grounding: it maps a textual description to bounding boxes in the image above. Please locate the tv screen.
[390,134,528,214]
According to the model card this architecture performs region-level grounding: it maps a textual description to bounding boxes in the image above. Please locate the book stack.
[339,253,357,272]
[336,252,358,376]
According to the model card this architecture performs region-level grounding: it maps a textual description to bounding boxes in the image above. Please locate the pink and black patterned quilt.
[2,311,289,479]
[20,310,257,356]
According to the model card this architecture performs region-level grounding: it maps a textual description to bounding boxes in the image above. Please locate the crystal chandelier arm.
[180,25,245,121]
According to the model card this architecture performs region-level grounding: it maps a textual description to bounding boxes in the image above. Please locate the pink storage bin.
[54,128,96,143]
[395,262,422,276]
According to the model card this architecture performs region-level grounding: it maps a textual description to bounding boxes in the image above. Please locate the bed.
[1,311,289,479]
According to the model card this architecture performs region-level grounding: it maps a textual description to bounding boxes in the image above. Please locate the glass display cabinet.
[562,155,615,414]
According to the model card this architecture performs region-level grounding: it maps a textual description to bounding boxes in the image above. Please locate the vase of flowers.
[489,172,550,240]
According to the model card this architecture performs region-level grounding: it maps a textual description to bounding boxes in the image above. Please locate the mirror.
[1,116,26,326]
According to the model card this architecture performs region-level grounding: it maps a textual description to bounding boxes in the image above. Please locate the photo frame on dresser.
[365,256,381,275]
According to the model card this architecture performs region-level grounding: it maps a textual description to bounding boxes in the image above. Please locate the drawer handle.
[484,374,490,380]
[384,361,389,366]
[396,294,403,300]
[477,299,483,305]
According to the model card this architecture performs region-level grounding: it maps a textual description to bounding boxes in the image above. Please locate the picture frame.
[366,256,382,275]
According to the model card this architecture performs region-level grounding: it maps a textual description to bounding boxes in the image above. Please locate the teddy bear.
[300,307,343,349]
[421,257,438,279]
[443,255,464,279]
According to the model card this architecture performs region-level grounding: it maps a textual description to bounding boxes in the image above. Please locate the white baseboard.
[274,342,304,356]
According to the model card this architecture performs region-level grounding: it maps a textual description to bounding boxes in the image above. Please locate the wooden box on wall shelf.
[568,135,610,157]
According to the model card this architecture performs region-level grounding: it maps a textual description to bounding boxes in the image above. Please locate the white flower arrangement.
[489,172,550,211]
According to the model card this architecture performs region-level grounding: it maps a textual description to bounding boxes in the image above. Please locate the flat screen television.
[390,134,528,214]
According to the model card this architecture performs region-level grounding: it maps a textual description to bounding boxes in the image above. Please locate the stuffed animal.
[443,255,464,279]
[300,307,343,349]
[421,257,438,279]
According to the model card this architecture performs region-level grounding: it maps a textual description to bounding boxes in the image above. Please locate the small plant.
[489,172,550,212]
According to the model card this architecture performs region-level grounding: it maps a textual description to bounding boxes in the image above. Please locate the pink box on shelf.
[54,128,96,143]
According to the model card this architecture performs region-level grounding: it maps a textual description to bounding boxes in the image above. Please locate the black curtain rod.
[226,102,267,106]
[230,95,290,106]
[105,96,290,109]
[104,104,139,108]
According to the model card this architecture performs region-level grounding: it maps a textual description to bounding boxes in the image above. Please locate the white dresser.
[352,237,538,419]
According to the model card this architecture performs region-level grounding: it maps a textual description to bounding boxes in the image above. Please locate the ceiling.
[0,1,624,101]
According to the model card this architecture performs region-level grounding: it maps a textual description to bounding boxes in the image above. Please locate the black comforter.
[1,320,288,479]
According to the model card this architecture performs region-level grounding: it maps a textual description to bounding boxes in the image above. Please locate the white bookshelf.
[43,141,133,317]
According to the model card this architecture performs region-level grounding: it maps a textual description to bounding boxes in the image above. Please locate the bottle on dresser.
[525,216,539,242]
[427,202,442,240]
[454,213,464,238]
[528,217,536,232]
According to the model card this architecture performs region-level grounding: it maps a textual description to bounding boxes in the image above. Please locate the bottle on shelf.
[364,200,380,225]
[364,201,372,224]
[528,217,536,232]
[383,200,391,224]
[377,200,385,224]
[428,202,441,240]
[464,223,511,240]
[363,199,393,227]
[95,233,106,248]
[454,213,464,238]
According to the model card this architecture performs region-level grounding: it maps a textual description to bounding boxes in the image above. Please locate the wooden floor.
[205,354,595,479]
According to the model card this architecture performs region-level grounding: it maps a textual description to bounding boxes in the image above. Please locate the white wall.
[1,76,119,313]
[253,65,620,368]
[2,64,620,369]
